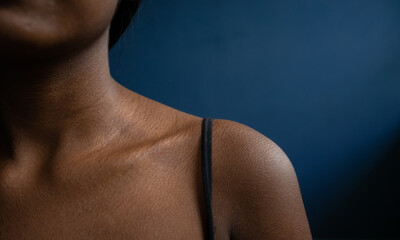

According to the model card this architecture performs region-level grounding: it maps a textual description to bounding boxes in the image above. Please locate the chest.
[1,201,205,239]
[0,157,207,239]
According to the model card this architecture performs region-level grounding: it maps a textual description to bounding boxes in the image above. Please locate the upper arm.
[213,119,312,240]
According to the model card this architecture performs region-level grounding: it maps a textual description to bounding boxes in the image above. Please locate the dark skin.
[0,0,312,239]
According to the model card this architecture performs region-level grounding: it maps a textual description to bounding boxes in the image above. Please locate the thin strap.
[201,117,215,240]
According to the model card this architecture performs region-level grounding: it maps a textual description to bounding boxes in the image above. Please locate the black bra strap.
[201,117,215,240]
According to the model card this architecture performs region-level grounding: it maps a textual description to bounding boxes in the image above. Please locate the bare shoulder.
[212,118,289,166]
[211,118,294,186]
[211,119,312,240]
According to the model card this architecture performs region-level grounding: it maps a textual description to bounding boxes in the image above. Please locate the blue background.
[109,0,400,238]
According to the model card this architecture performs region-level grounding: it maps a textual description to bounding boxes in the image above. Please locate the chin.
[0,1,115,63]
[0,12,68,60]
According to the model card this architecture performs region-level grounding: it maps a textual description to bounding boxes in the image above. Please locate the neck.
[0,36,135,163]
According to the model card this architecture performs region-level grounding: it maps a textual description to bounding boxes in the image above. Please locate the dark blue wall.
[109,0,400,238]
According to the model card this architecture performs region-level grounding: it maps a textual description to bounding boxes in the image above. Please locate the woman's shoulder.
[211,118,292,173]
[210,118,295,192]
[210,118,312,239]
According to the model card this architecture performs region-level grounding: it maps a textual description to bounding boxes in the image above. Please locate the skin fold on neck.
[0,29,140,169]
